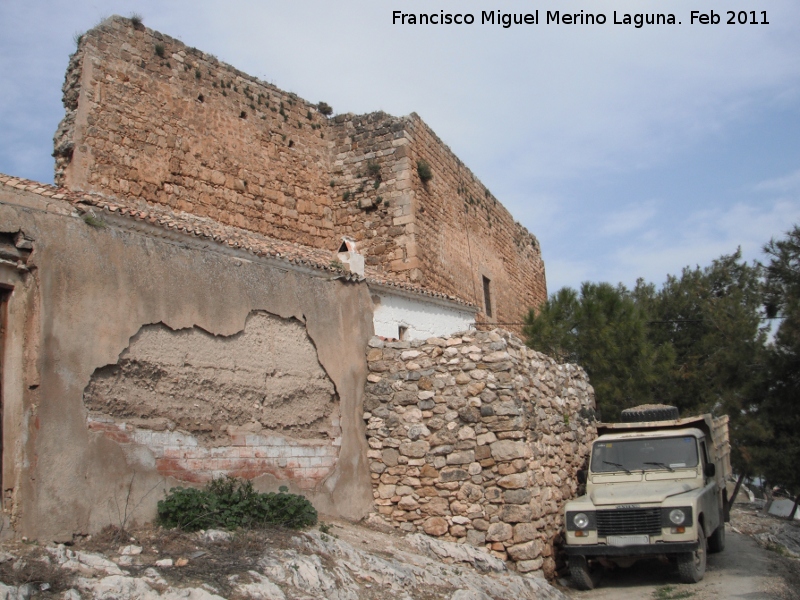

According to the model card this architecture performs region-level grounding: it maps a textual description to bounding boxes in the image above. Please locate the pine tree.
[756,227,800,518]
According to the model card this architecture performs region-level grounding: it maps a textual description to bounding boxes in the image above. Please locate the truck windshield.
[590,436,699,474]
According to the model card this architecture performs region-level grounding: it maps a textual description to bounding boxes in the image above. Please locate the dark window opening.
[0,288,10,496]
[398,325,408,341]
[482,276,493,318]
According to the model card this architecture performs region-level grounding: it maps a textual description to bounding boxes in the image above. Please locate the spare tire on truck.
[620,404,679,423]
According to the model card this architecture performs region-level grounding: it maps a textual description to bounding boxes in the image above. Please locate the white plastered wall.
[371,290,475,341]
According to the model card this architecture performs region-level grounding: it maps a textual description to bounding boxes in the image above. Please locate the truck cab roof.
[596,427,705,443]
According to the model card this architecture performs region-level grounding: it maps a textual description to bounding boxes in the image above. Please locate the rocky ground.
[0,516,567,600]
[1,502,798,600]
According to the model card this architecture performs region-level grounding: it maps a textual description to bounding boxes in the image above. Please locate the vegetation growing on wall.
[417,159,433,183]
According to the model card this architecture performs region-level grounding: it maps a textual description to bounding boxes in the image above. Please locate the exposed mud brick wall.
[56,17,335,247]
[87,419,337,488]
[84,314,339,442]
[83,312,341,488]
[363,329,596,577]
[405,117,546,328]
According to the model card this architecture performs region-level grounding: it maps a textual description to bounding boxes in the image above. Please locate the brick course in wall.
[363,329,597,577]
[56,16,547,325]
[87,418,338,488]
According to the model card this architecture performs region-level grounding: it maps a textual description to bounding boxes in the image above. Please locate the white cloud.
[604,198,800,287]
[542,257,595,294]
[755,168,800,194]
[599,201,659,237]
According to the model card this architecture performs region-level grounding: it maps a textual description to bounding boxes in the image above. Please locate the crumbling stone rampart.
[364,329,596,576]
[330,113,546,327]
[57,17,336,247]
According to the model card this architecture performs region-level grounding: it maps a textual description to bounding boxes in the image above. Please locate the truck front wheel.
[677,524,707,583]
[708,522,726,553]
[569,556,596,590]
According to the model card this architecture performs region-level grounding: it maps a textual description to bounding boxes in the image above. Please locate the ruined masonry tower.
[54,16,547,324]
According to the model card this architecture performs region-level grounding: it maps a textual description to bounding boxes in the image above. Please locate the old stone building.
[54,16,546,331]
[0,16,595,577]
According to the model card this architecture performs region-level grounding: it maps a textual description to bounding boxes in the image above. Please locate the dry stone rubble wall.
[363,328,597,576]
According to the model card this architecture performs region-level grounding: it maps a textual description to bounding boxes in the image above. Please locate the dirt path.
[563,526,796,599]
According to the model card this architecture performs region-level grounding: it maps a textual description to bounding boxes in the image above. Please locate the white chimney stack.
[336,236,364,276]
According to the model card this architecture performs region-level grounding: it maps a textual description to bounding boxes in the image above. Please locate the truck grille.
[597,508,662,537]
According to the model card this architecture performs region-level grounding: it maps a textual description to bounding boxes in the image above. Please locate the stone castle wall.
[363,329,597,577]
[328,112,419,278]
[56,17,336,247]
[405,117,546,325]
[55,16,547,327]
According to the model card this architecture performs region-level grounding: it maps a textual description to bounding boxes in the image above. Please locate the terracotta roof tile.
[0,173,476,308]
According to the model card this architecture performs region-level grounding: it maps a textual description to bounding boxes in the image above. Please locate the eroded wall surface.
[363,329,596,577]
[84,314,341,485]
[85,315,338,441]
[407,118,546,328]
[329,112,547,328]
[0,183,374,541]
[56,18,336,247]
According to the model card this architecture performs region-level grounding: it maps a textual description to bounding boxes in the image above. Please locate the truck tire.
[620,404,679,423]
[708,523,726,553]
[677,524,707,583]
[569,556,595,591]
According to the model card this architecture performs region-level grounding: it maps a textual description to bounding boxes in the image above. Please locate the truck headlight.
[669,508,686,525]
[573,512,590,529]
[661,506,693,528]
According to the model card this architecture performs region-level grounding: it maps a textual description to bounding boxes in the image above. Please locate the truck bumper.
[564,541,699,557]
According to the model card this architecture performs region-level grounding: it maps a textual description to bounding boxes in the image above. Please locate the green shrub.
[417,160,433,183]
[157,477,317,531]
[317,101,333,116]
[83,214,106,228]
[154,43,165,58]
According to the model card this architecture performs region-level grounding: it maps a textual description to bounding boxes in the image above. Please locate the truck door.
[699,439,720,534]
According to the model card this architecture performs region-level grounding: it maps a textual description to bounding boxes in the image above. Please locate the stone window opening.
[0,287,10,497]
[482,276,493,318]
[398,325,408,341]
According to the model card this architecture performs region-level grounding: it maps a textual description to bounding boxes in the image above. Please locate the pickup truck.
[563,405,731,590]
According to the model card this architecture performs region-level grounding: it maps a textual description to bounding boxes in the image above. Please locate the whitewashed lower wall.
[371,291,475,341]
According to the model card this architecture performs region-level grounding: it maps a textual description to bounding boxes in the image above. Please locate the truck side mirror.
[704,463,716,478]
[577,470,587,484]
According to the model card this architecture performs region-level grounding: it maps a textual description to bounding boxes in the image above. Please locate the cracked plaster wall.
[0,185,374,542]
[84,314,339,442]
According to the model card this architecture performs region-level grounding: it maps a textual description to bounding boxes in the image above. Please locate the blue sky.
[1,0,799,294]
